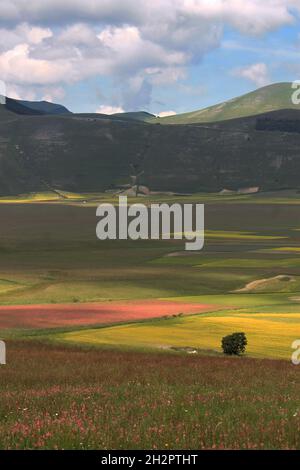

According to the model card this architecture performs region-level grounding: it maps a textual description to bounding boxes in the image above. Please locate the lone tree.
[222,332,247,356]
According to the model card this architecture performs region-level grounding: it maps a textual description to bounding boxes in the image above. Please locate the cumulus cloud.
[219,0,294,35]
[42,86,65,102]
[5,82,65,101]
[0,23,52,52]
[96,105,125,114]
[157,110,177,117]
[0,0,143,26]
[0,43,73,85]
[233,62,271,87]
[0,1,298,108]
[145,67,187,86]
[0,1,295,34]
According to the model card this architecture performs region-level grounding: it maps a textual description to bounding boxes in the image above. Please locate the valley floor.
[0,191,300,448]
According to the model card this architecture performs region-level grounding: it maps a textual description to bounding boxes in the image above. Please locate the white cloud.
[219,0,294,35]
[25,24,52,44]
[58,24,96,46]
[42,86,65,102]
[0,43,74,85]
[232,62,271,87]
[6,83,36,100]
[157,110,177,117]
[97,25,187,72]
[5,82,65,102]
[96,105,125,114]
[0,1,295,35]
[0,1,298,108]
[0,23,52,51]
[145,67,187,86]
[0,0,142,26]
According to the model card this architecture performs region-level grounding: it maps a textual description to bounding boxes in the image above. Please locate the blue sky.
[0,1,299,115]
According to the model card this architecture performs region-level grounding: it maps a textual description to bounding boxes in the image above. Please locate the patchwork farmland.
[0,191,299,449]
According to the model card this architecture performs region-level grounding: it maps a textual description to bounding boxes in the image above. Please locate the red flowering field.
[0,300,220,329]
[0,341,298,450]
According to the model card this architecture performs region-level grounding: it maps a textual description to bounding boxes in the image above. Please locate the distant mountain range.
[2,82,297,123]
[0,82,300,195]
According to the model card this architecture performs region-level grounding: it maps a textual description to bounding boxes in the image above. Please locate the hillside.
[157,82,299,124]
[0,97,70,116]
[75,111,155,123]
[4,97,44,116]
[17,100,71,115]
[1,101,300,194]
[112,111,155,122]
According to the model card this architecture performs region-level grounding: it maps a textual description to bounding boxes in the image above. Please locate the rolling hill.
[157,82,299,124]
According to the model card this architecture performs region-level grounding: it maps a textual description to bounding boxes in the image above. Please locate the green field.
[0,190,300,449]
[1,192,300,350]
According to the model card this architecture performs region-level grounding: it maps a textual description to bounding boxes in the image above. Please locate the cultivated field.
[0,191,299,449]
[0,300,217,329]
[58,310,300,360]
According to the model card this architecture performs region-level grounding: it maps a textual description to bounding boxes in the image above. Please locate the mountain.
[112,111,155,122]
[4,97,45,116]
[1,84,300,195]
[17,100,71,115]
[0,96,71,116]
[75,111,155,123]
[156,82,299,124]
[0,101,300,195]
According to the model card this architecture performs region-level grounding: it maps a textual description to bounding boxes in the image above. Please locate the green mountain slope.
[157,82,299,124]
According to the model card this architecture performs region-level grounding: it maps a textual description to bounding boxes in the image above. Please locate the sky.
[0,0,300,115]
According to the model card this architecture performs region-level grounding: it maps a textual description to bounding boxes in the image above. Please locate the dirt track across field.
[0,300,221,329]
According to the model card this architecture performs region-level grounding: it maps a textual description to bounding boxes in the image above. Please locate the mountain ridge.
[155,82,298,124]
[2,82,299,124]
[0,83,300,195]
[17,99,71,115]
[0,105,299,195]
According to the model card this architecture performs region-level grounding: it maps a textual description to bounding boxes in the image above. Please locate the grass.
[156,82,298,124]
[55,310,300,360]
[0,341,298,450]
[3,189,300,206]
[0,192,300,448]
[0,191,86,203]
[272,247,300,252]
[164,293,290,307]
[196,258,300,268]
